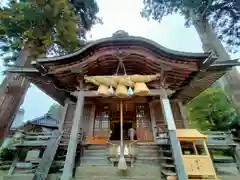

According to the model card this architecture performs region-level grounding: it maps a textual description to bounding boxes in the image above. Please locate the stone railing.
[202,131,240,172]
[203,131,235,148]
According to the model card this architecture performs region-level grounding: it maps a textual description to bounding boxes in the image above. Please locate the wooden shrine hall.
[5,30,239,180]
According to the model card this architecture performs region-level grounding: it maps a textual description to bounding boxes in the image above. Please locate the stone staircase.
[75,166,163,180]
[74,142,176,180]
[80,145,111,166]
[136,142,176,178]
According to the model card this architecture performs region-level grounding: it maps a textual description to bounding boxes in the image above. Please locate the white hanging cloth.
[117,145,121,156]
[124,145,129,155]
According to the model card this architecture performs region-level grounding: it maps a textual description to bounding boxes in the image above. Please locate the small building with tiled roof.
[19,114,59,132]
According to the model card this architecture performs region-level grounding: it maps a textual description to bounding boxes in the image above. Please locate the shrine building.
[5,31,239,180]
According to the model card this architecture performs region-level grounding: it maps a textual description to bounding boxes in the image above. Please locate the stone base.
[75,166,162,180]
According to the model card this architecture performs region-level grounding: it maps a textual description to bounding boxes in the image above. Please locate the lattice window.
[136,104,150,128]
[94,105,110,135]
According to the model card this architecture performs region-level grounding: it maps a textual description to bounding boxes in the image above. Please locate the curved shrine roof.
[6,31,236,105]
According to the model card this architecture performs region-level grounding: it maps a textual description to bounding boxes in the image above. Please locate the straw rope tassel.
[118,100,127,170]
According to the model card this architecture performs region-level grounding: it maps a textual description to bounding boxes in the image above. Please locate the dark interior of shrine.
[110,102,137,140]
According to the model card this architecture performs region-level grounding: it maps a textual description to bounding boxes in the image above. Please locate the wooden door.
[82,104,94,138]
[136,104,153,142]
[93,104,110,137]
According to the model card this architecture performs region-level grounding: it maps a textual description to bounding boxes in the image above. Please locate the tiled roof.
[27,114,59,128]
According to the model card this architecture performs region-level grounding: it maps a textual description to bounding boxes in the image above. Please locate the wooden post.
[8,151,19,175]
[149,101,157,141]
[33,130,62,180]
[117,100,127,170]
[61,90,84,180]
[177,101,188,128]
[58,101,69,131]
[120,100,123,153]
[89,105,96,136]
[160,89,188,180]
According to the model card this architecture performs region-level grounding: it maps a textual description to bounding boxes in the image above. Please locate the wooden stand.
[176,129,219,180]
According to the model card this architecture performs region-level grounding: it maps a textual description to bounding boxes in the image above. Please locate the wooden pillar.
[160,89,188,180]
[149,101,157,141]
[89,105,96,136]
[177,101,188,128]
[58,100,69,131]
[61,90,84,180]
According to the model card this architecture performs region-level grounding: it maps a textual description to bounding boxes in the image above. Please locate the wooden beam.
[71,89,175,98]
[89,105,96,136]
[149,101,157,141]
[61,90,84,180]
[58,101,69,131]
[33,130,61,180]
[177,101,188,128]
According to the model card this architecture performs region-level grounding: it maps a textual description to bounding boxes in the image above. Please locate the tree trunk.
[191,13,240,120]
[0,45,32,141]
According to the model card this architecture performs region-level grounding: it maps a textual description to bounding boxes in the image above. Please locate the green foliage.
[0,148,16,161]
[186,88,239,131]
[0,0,100,65]
[141,0,240,53]
[69,0,102,31]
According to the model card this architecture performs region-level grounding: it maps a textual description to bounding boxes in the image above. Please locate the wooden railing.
[3,131,64,176]
[12,131,54,147]
[0,161,12,171]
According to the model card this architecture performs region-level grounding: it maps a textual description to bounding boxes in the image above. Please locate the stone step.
[84,149,106,153]
[216,163,240,180]
[75,166,162,179]
[161,163,175,168]
[135,157,174,164]
[137,156,173,160]
[81,156,108,160]
[137,153,160,157]
[137,144,159,148]
[75,176,162,180]
[161,170,176,176]
[80,160,111,166]
[80,155,110,166]
[83,151,107,156]
[85,145,107,150]
[138,148,171,152]
[138,145,171,150]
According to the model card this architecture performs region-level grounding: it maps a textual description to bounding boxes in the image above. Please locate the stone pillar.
[61,90,84,180]
[160,89,188,180]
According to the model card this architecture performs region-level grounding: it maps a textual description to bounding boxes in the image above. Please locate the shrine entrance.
[93,99,154,142]
[110,102,136,141]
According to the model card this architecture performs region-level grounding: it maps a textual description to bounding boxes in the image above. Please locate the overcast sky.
[0,0,236,121]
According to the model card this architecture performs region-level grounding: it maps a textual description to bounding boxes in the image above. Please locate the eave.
[5,64,235,105]
[5,33,239,104]
[5,68,75,105]
[27,35,212,98]
[34,36,209,64]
